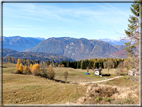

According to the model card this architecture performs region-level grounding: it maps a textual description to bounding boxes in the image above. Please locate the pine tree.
[124,1,141,70]
[47,60,50,66]
[66,61,70,67]
[77,61,80,69]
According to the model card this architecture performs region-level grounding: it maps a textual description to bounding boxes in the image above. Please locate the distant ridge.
[2,36,45,51]
[24,37,124,60]
[3,49,74,62]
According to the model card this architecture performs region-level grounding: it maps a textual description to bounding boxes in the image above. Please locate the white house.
[128,69,139,76]
[94,68,102,75]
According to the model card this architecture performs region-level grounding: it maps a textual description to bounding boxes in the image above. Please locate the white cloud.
[3,27,45,31]
[99,1,129,17]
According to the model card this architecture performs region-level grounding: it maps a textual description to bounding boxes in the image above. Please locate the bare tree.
[64,71,68,83]
[115,62,124,78]
[104,60,114,74]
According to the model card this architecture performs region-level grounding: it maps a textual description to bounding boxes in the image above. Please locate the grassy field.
[3,62,139,104]
[51,67,118,82]
[3,63,87,104]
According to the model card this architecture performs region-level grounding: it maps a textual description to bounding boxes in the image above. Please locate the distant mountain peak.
[98,38,130,45]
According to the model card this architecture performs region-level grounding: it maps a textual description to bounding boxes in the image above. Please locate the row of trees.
[3,56,57,66]
[4,55,129,70]
[15,58,55,80]
[59,58,125,69]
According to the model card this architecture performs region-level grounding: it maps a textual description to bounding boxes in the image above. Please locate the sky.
[3,2,134,40]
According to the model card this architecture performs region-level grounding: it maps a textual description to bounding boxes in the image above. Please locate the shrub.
[61,64,65,67]
[104,97,111,102]
[48,65,55,79]
[40,68,48,78]
[95,97,100,102]
[58,64,61,67]
[31,64,40,76]
[40,65,55,79]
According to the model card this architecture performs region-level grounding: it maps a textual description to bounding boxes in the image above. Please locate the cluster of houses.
[86,67,139,77]
[128,68,140,76]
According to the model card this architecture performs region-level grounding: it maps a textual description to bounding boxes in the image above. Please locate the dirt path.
[71,76,122,85]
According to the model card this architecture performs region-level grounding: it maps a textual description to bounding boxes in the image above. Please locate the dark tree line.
[59,58,124,69]
[4,56,125,69]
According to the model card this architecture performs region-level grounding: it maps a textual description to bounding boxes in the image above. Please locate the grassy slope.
[3,62,139,104]
[53,68,117,82]
[3,63,87,104]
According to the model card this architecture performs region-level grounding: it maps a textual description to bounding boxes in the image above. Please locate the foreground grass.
[3,63,87,104]
[3,73,87,104]
[99,75,139,87]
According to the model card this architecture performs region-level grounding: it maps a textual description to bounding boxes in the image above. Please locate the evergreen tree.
[77,61,80,69]
[66,61,70,67]
[125,1,141,70]
[47,60,50,65]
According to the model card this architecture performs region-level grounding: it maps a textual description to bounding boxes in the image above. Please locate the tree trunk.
[108,68,109,74]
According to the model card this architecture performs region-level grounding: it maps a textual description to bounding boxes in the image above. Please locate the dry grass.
[99,75,139,87]
[3,63,87,104]
[52,68,117,82]
[3,73,87,104]
[3,62,139,104]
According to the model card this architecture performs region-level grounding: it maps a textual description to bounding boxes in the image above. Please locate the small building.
[94,68,102,75]
[128,69,139,76]
[134,72,140,76]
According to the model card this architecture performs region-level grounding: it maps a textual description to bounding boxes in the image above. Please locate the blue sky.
[3,2,133,40]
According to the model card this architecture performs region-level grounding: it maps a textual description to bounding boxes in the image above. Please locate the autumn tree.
[24,65,31,74]
[12,57,15,63]
[115,62,124,78]
[29,64,33,71]
[31,64,40,75]
[7,56,11,63]
[16,58,21,72]
[18,63,23,73]
[48,64,55,79]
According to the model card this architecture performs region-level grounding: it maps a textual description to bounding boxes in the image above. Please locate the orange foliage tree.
[48,64,54,79]
[16,58,21,72]
[31,64,40,74]
[18,63,23,73]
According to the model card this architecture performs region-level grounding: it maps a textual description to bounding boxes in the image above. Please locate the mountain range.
[99,38,129,45]
[2,36,128,61]
[2,36,45,51]
[25,37,127,60]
